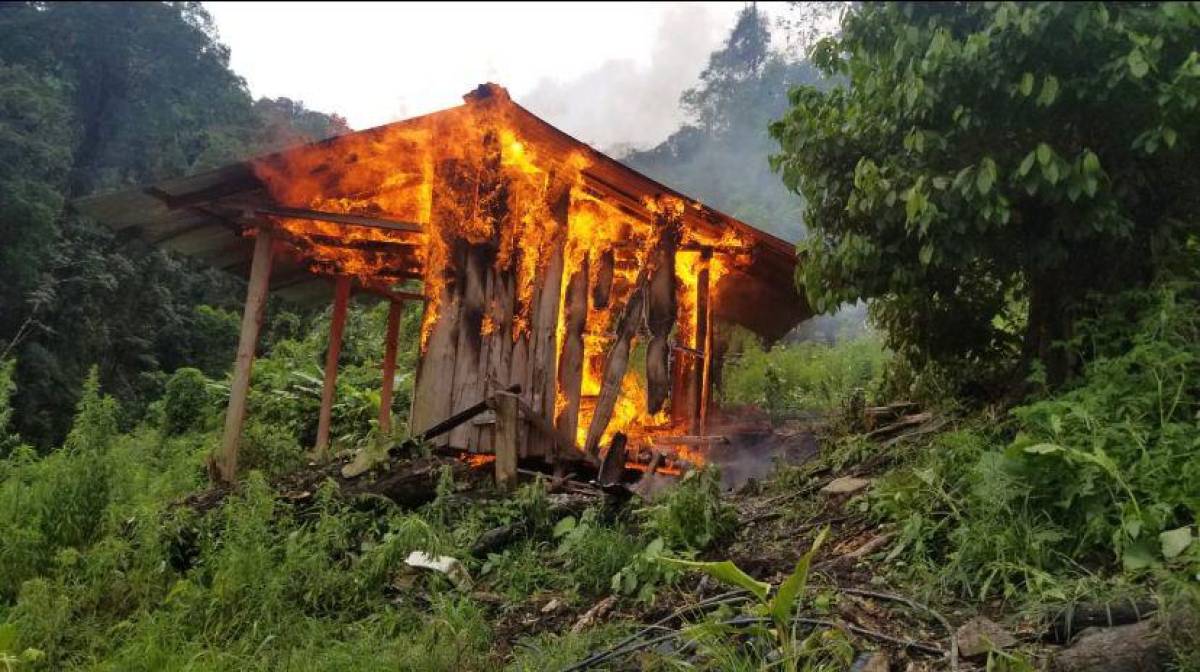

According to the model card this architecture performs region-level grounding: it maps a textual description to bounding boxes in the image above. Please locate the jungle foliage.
[771,2,1200,389]
[0,2,349,447]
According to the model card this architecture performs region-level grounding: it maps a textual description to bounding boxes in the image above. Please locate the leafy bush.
[642,466,736,552]
[239,419,304,477]
[160,367,210,435]
[872,284,1200,602]
[554,509,643,597]
[0,358,19,455]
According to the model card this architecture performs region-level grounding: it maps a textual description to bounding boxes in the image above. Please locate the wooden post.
[493,393,518,491]
[314,275,351,460]
[378,300,402,437]
[645,230,678,415]
[216,227,274,483]
[693,248,713,435]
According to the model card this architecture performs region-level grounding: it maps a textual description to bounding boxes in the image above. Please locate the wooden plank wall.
[411,143,716,461]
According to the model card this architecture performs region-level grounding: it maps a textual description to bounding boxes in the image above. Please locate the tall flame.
[250,87,753,463]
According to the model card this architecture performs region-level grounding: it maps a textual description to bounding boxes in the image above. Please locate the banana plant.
[661,526,830,669]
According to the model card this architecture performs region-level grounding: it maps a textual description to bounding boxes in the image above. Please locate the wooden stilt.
[378,300,402,437]
[215,227,274,483]
[314,275,351,460]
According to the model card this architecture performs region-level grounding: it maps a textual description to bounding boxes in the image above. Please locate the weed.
[641,466,735,552]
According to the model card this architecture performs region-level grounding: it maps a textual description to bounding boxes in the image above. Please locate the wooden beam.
[582,271,648,457]
[378,300,402,437]
[555,257,589,452]
[645,227,678,415]
[255,205,423,234]
[693,248,713,434]
[215,227,274,483]
[314,276,352,460]
[492,393,518,491]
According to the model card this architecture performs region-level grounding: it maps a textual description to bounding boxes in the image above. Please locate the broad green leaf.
[1037,75,1059,106]
[644,537,665,557]
[1163,127,1177,148]
[659,557,770,601]
[1019,72,1034,96]
[919,243,934,266]
[1160,527,1194,559]
[1082,150,1101,174]
[1043,160,1061,185]
[1122,539,1157,571]
[1019,151,1036,177]
[976,158,996,195]
[770,526,829,628]
[1024,443,1064,455]
[1128,49,1149,78]
[552,516,576,538]
[1037,143,1052,166]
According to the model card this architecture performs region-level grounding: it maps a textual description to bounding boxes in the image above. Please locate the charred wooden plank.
[597,432,628,486]
[694,247,713,434]
[528,179,571,458]
[448,245,492,449]
[555,255,589,453]
[255,205,423,234]
[582,271,647,457]
[591,248,614,309]
[645,226,678,415]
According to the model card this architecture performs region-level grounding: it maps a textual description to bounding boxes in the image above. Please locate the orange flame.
[250,87,753,462]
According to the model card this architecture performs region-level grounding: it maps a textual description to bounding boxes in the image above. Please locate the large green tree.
[771,2,1200,386]
[0,2,347,445]
[626,5,821,240]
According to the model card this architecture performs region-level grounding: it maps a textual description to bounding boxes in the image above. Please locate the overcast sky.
[204,2,771,151]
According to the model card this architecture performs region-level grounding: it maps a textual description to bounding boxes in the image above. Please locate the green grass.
[720,330,889,418]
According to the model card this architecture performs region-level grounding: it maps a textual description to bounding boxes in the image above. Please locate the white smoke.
[517,4,731,153]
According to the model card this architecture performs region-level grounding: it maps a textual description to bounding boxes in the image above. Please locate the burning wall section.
[251,85,753,467]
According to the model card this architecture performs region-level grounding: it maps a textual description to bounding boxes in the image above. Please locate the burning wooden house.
[75,84,811,485]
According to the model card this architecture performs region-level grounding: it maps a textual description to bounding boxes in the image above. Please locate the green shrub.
[0,358,18,455]
[642,466,736,552]
[239,419,304,477]
[160,367,210,435]
[554,509,642,596]
[722,332,889,418]
[872,284,1200,602]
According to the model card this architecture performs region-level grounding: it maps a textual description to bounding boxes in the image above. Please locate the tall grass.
[721,331,889,417]
[871,284,1200,604]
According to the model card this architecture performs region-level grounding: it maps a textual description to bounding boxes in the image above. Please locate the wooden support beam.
[492,393,518,491]
[693,248,713,435]
[645,227,678,415]
[650,435,729,446]
[215,227,274,483]
[378,300,402,437]
[255,205,424,234]
[314,276,352,460]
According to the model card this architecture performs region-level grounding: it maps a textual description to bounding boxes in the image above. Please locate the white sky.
[205,2,772,151]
